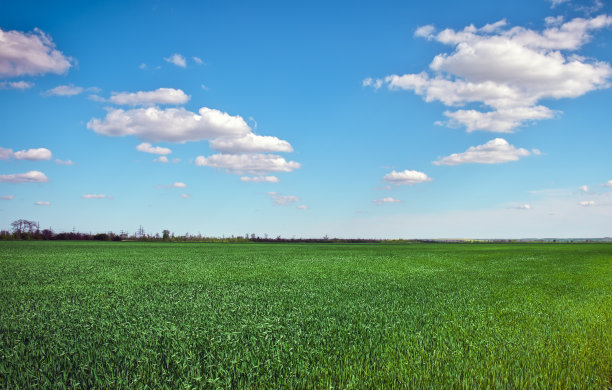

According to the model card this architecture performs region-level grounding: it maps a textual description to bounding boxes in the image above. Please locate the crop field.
[1,241,611,388]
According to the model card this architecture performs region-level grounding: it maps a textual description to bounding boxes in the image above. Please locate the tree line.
[1,219,393,243]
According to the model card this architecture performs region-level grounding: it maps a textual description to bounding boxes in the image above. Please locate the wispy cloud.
[373,197,402,205]
[0,81,34,90]
[82,194,108,199]
[0,195,14,200]
[34,201,50,206]
[240,175,279,183]
[267,192,300,206]
[196,154,300,175]
[110,88,190,106]
[164,53,186,68]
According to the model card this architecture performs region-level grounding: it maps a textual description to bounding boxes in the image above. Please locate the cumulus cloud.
[0,80,34,90]
[240,175,280,183]
[433,138,535,165]
[35,201,50,206]
[195,153,300,175]
[0,27,72,77]
[13,148,52,161]
[172,182,186,188]
[267,192,300,206]
[165,53,186,68]
[579,185,589,192]
[210,133,293,153]
[383,170,433,185]
[136,142,172,155]
[153,156,168,163]
[82,194,107,199]
[579,200,595,206]
[87,106,251,143]
[55,158,74,165]
[362,77,383,89]
[373,197,402,205]
[369,15,612,132]
[0,171,48,183]
[109,88,190,106]
[0,195,14,200]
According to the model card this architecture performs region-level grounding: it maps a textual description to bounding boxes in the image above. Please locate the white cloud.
[240,175,280,183]
[13,148,52,161]
[383,170,433,185]
[209,133,293,153]
[139,63,147,69]
[42,84,83,96]
[0,27,72,77]
[195,153,300,174]
[172,182,186,188]
[0,195,14,200]
[136,142,172,155]
[362,77,383,89]
[180,193,191,199]
[296,205,309,210]
[0,171,48,183]
[0,147,13,159]
[549,0,571,8]
[109,88,190,106]
[82,194,107,199]
[35,201,50,206]
[267,192,300,206]
[373,197,402,205]
[514,204,532,210]
[165,53,186,68]
[371,15,612,133]
[604,180,612,187]
[579,185,589,193]
[433,138,534,165]
[153,156,169,163]
[55,159,74,165]
[192,56,204,65]
[88,106,251,143]
[414,25,436,39]
[579,200,595,206]
[0,80,34,90]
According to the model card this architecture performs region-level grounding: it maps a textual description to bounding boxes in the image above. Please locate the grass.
[1,241,611,388]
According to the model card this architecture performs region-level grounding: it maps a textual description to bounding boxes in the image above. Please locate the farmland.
[1,241,611,388]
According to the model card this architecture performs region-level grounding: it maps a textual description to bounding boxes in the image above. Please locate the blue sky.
[1,0,611,238]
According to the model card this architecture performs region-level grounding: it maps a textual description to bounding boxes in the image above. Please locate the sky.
[1,0,611,239]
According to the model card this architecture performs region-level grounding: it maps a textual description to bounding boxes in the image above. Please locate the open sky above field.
[1,0,611,238]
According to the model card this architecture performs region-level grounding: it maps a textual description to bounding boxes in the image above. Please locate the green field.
[1,241,611,388]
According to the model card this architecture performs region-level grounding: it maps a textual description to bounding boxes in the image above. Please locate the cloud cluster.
[433,138,536,165]
[383,170,433,185]
[0,27,72,78]
[88,87,299,176]
[0,147,52,161]
[369,15,612,132]
[0,171,48,183]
